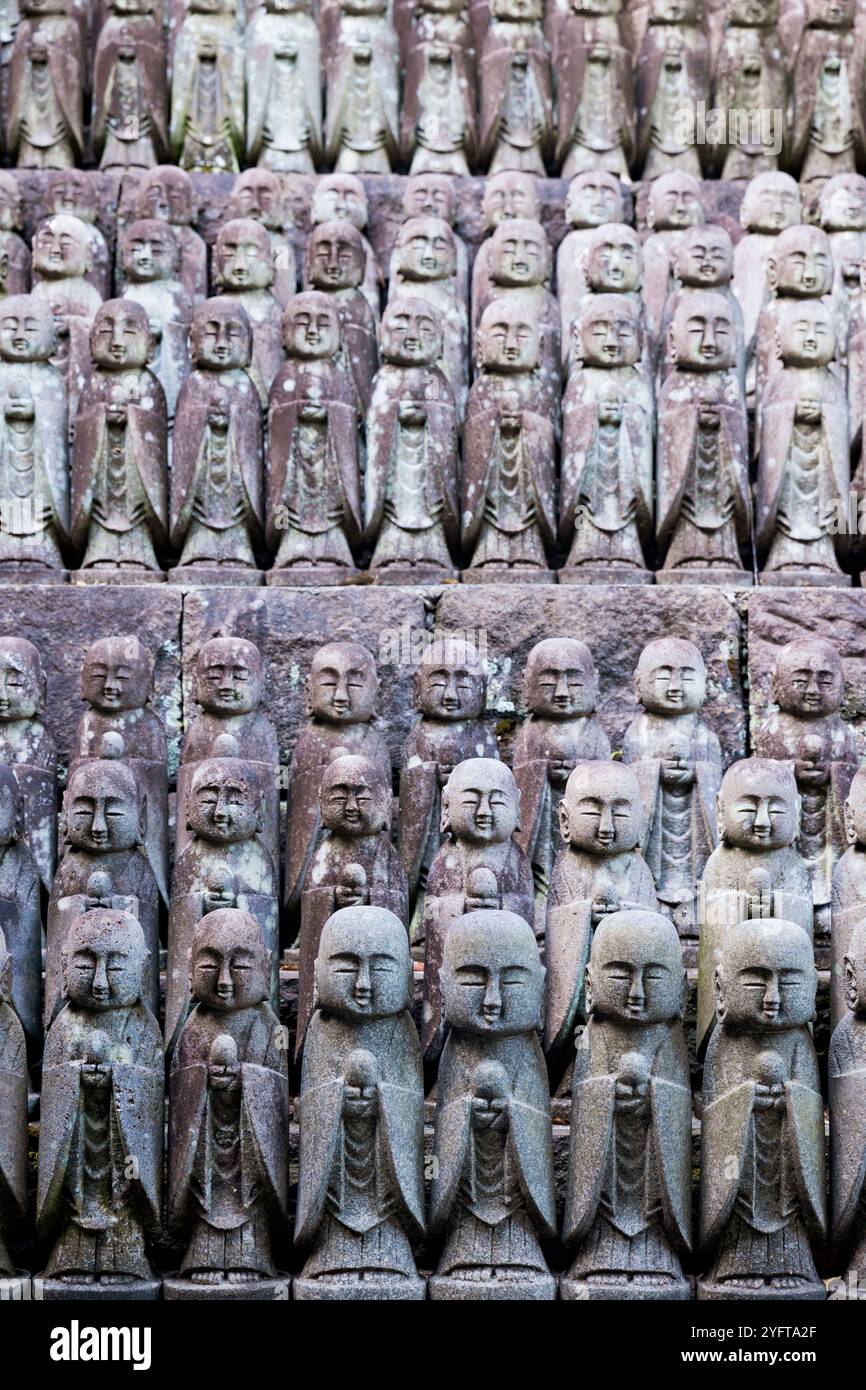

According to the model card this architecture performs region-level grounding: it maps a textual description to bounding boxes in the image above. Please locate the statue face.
[491,221,548,288]
[192,303,251,369]
[82,636,152,712]
[777,302,835,367]
[768,229,833,297]
[478,300,540,372]
[772,639,844,717]
[137,168,195,224]
[524,639,598,717]
[742,173,799,233]
[395,219,454,282]
[284,295,340,359]
[718,921,815,1031]
[560,763,645,855]
[718,760,798,850]
[820,175,866,232]
[588,912,683,1024]
[33,217,90,278]
[122,222,178,283]
[565,173,623,229]
[229,172,282,229]
[215,224,273,291]
[403,176,455,223]
[0,176,22,233]
[65,764,142,852]
[636,638,706,714]
[587,228,640,292]
[308,643,378,724]
[482,173,540,229]
[441,912,543,1037]
[308,226,364,290]
[676,227,733,286]
[91,302,151,369]
[195,638,261,715]
[311,177,367,231]
[649,175,703,230]
[49,171,96,221]
[320,756,387,836]
[188,762,260,843]
[672,293,736,370]
[0,299,55,363]
[0,642,42,719]
[64,917,145,1011]
[416,640,485,719]
[577,297,639,366]
[190,911,268,1011]
[315,908,411,1019]
[381,299,441,365]
[444,759,519,844]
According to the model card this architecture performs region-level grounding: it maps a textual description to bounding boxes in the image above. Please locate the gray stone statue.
[0,635,56,892]
[831,768,866,1029]
[830,918,866,1295]
[0,763,40,1063]
[0,926,27,1294]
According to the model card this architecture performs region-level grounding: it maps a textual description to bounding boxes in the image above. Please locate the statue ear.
[137,792,148,845]
[715,789,725,843]
[792,787,802,838]
[677,967,687,1022]
[513,786,522,835]
[255,793,264,836]
[440,788,452,836]
[304,675,314,719]
[58,797,69,846]
[666,320,677,367]
[712,965,726,1025]
[145,325,159,366]
[845,956,858,1013]
[766,253,778,293]
[584,963,595,1017]
[845,798,857,846]
[558,796,572,845]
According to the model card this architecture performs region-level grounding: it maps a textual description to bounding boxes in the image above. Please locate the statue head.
[565,172,624,230]
[62,757,146,852]
[635,637,707,714]
[311,175,368,231]
[714,918,816,1032]
[32,215,92,280]
[186,758,263,844]
[844,919,866,1015]
[314,905,412,1020]
[442,758,518,843]
[307,641,379,724]
[0,294,56,363]
[214,220,275,293]
[393,217,456,283]
[674,223,734,288]
[716,757,799,850]
[776,298,836,369]
[441,909,543,1036]
[523,637,599,718]
[477,296,541,373]
[766,225,833,298]
[740,170,800,234]
[194,636,263,716]
[0,637,46,720]
[819,173,866,233]
[282,291,341,360]
[48,170,97,224]
[481,171,541,232]
[121,219,180,284]
[414,637,486,721]
[646,172,704,231]
[81,635,153,714]
[0,764,25,848]
[227,170,283,231]
[90,299,153,370]
[560,761,646,856]
[669,290,736,371]
[189,297,252,370]
[0,171,23,234]
[136,166,197,226]
[771,636,844,719]
[844,767,866,849]
[402,174,456,225]
[306,221,365,292]
[585,223,641,293]
[586,909,684,1024]
[319,754,391,837]
[61,908,149,1012]
[489,218,550,289]
[574,293,640,367]
[380,296,442,367]
[189,908,269,1012]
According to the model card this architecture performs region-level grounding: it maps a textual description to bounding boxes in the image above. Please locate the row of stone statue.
[0,0,863,185]
[1,900,862,1301]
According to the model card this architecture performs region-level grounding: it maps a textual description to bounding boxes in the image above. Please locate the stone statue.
[92,0,168,172]
[641,170,705,341]
[622,637,723,931]
[754,224,835,417]
[46,172,110,302]
[120,219,194,424]
[656,291,752,584]
[658,224,745,387]
[399,638,497,943]
[389,216,468,421]
[31,214,101,432]
[8,0,83,169]
[325,0,399,173]
[71,299,168,582]
[829,918,866,1292]
[171,298,264,583]
[0,926,26,1290]
[713,0,787,180]
[696,758,812,1056]
[577,222,655,377]
[226,170,297,310]
[305,221,377,412]
[557,171,625,348]
[134,166,208,304]
[71,635,168,906]
[0,635,56,892]
[429,909,557,1299]
[513,639,611,930]
[545,760,657,1080]
[170,0,244,173]
[212,219,284,409]
[791,0,865,188]
[636,0,710,181]
[0,764,40,1063]
[309,174,382,323]
[285,641,391,913]
[831,769,866,1028]
[294,905,425,1300]
[0,170,30,298]
[820,173,866,362]
[365,296,459,583]
[165,909,288,1298]
[561,908,692,1299]
[756,300,849,585]
[47,751,160,1026]
[245,0,322,174]
[421,758,534,1070]
[478,0,552,175]
[732,171,801,386]
[168,757,279,1056]
[398,175,470,307]
[0,292,69,581]
[479,217,560,402]
[556,0,634,180]
[560,295,653,582]
[463,298,557,582]
[401,0,477,176]
[36,908,163,1298]
[267,292,362,585]
[298,754,407,1056]
[471,170,543,318]
[698,918,825,1301]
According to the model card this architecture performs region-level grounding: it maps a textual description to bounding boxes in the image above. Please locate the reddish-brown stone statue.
[309,174,382,322]
[47,171,110,302]
[325,0,399,173]
[471,170,543,320]
[733,171,801,387]
[170,0,244,173]
[8,0,83,169]
[641,170,705,343]
[478,216,560,402]
[398,174,470,306]
[755,223,835,411]
[135,166,208,304]
[305,221,377,411]
[92,0,168,171]
[0,170,30,298]
[389,216,468,421]
[557,171,625,348]
[556,0,634,180]
[32,214,101,431]
[401,0,477,176]
[0,636,57,893]
[577,221,655,376]
[120,218,194,424]
[635,0,708,181]
[659,224,745,384]
[226,170,297,310]
[212,219,284,409]
[713,0,787,180]
[244,0,322,174]
[479,0,552,175]
[791,0,865,187]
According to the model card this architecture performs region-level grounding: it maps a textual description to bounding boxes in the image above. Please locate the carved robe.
[792,26,866,184]
[479,19,552,174]
[829,1009,866,1274]
[556,11,634,178]
[8,14,83,167]
[713,23,787,179]
[93,15,168,170]
[401,12,477,174]
[0,839,41,1058]
[635,21,707,180]
[170,14,244,172]
[245,7,322,173]
[0,357,68,573]
[0,999,26,1274]
[0,716,56,892]
[325,13,399,173]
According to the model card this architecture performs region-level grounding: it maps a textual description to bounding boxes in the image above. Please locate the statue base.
[656,568,753,587]
[163,1273,290,1300]
[293,1274,426,1301]
[462,568,556,585]
[371,565,459,586]
[168,567,264,586]
[558,567,653,586]
[34,1274,162,1301]
[561,1275,692,1301]
[759,570,852,587]
[0,1272,31,1301]
[72,570,166,585]
[0,566,67,584]
[266,566,363,587]
[697,1277,826,1302]
[428,1273,557,1301]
